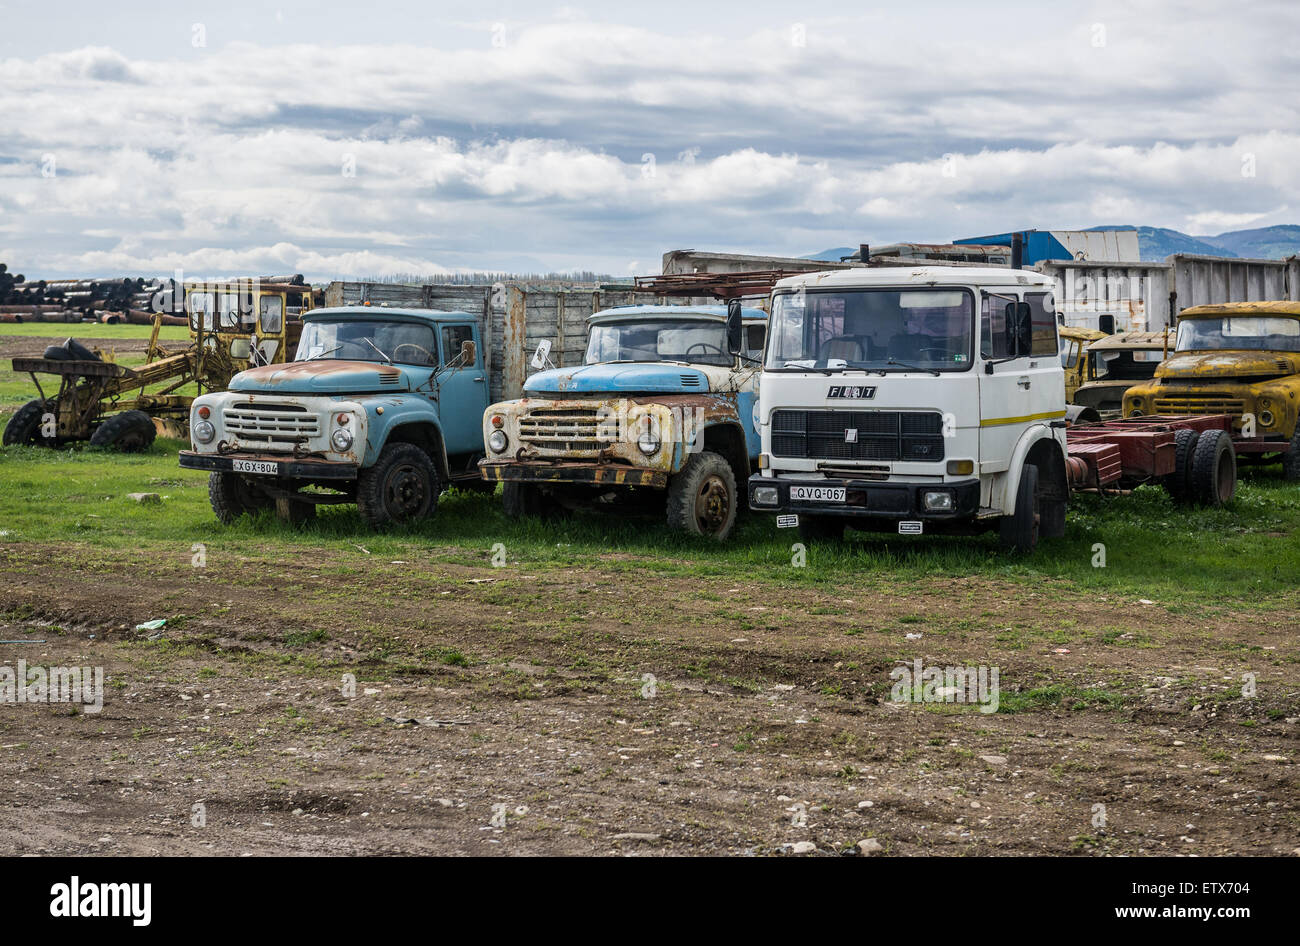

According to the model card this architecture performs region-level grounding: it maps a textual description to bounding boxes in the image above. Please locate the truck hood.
[524,362,710,395]
[230,360,411,394]
[1156,351,1299,381]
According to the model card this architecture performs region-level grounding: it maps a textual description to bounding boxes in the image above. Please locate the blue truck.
[478,302,768,540]
[179,305,493,526]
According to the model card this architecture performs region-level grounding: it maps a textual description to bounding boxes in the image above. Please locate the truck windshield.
[586,319,731,366]
[766,288,973,371]
[1175,316,1300,352]
[298,319,438,366]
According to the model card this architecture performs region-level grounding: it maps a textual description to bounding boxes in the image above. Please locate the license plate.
[898,520,923,535]
[232,459,280,475]
[790,485,846,503]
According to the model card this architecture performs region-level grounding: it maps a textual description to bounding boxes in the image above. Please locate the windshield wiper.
[885,358,941,377]
[305,345,341,361]
[362,337,393,363]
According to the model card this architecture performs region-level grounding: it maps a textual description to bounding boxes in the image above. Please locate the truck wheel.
[998,463,1040,553]
[1162,428,1199,504]
[357,442,440,527]
[1190,429,1236,507]
[208,472,272,524]
[666,451,737,540]
[1282,427,1300,482]
[2,399,58,447]
[797,515,844,543]
[502,481,547,519]
[89,410,157,452]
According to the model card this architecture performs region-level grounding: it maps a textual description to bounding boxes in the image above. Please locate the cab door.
[435,322,488,456]
[978,291,1063,476]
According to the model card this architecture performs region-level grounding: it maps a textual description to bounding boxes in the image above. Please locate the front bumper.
[748,474,982,520]
[479,459,668,489]
[179,450,359,480]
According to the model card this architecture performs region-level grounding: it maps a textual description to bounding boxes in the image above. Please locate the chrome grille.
[518,407,617,454]
[223,402,321,444]
[771,409,945,462]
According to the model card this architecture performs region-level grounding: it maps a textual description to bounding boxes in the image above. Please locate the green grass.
[0,429,1296,607]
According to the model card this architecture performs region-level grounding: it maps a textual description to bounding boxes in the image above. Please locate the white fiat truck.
[747,266,1069,552]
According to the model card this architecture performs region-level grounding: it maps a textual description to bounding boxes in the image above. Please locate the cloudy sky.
[1,0,1296,279]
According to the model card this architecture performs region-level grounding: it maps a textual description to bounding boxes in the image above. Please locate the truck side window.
[1025,292,1058,357]
[744,324,766,361]
[441,324,475,366]
[981,295,1012,359]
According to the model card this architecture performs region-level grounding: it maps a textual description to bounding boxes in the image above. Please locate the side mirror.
[1004,302,1033,357]
[460,339,477,366]
[726,298,744,356]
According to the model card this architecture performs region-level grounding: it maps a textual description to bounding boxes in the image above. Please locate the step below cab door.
[978,290,1064,478]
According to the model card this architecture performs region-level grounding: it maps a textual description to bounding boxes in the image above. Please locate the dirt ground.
[0,334,159,360]
[0,541,1296,856]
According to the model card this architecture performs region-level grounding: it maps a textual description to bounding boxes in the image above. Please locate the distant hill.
[805,225,1300,264]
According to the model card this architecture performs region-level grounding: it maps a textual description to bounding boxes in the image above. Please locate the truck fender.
[689,419,752,484]
[372,415,451,484]
[991,425,1068,515]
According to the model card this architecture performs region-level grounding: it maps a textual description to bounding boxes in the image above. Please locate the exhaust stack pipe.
[1010,232,1023,270]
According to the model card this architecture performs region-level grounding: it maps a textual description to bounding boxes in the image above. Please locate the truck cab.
[1123,301,1300,479]
[480,304,768,540]
[748,267,1069,552]
[179,305,491,526]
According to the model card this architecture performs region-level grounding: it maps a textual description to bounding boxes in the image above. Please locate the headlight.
[331,427,354,451]
[1259,410,1274,428]
[752,485,779,507]
[637,431,660,455]
[193,420,215,444]
[923,490,954,511]
[488,430,508,453]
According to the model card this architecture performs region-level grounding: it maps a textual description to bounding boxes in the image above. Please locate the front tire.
[208,472,272,524]
[357,442,440,527]
[3,399,57,447]
[1282,426,1300,482]
[998,463,1040,553]
[666,451,738,540]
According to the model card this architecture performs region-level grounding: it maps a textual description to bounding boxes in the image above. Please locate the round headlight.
[331,427,354,451]
[193,420,215,444]
[1260,410,1274,428]
[637,431,660,455]
[488,429,508,453]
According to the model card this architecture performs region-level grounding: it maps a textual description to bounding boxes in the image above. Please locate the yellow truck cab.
[1060,326,1105,402]
[1071,330,1169,419]
[1124,301,1300,479]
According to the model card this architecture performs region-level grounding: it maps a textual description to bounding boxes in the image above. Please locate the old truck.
[479,303,768,540]
[3,279,313,450]
[746,266,1241,551]
[1123,301,1300,479]
[1066,329,1169,420]
[179,305,492,525]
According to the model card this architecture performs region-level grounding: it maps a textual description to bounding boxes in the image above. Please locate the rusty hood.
[230,360,410,394]
[1156,351,1299,381]
[524,362,710,395]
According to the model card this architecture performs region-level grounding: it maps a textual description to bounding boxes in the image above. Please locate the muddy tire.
[998,463,1040,553]
[208,472,272,524]
[666,450,738,540]
[3,399,57,447]
[357,442,440,527]
[1190,429,1236,507]
[89,410,156,452]
[502,481,548,519]
[797,515,845,543]
[1163,428,1199,504]
[1282,426,1300,482]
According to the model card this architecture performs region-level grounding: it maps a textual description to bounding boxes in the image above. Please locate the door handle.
[1017,377,1031,389]
[472,376,485,382]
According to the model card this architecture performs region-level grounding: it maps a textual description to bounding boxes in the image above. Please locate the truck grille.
[518,407,617,454]
[1152,397,1246,416]
[771,409,945,462]
[223,402,321,444]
